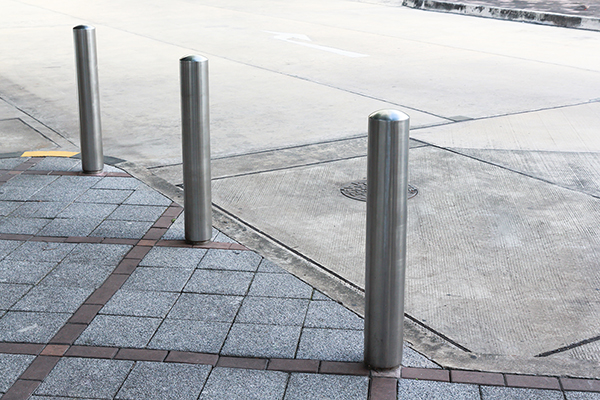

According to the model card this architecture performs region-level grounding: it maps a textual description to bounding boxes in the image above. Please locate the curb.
[402,0,600,31]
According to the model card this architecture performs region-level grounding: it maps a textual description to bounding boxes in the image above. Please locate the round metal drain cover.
[340,180,417,202]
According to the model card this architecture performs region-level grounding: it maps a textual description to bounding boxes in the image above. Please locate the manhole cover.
[340,180,418,202]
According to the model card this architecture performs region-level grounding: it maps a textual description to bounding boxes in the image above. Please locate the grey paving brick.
[140,247,207,268]
[0,283,31,309]
[40,262,115,289]
[29,157,80,171]
[90,220,153,239]
[167,293,242,322]
[402,345,441,368]
[200,367,288,400]
[122,267,195,292]
[481,386,562,399]
[0,353,36,392]
[0,175,57,201]
[285,373,369,400]
[31,176,101,202]
[35,357,134,398]
[116,361,211,400]
[0,239,22,260]
[148,318,230,353]
[397,379,481,400]
[221,323,302,358]
[57,202,117,219]
[31,397,94,400]
[304,301,363,330]
[11,286,92,313]
[100,290,179,318]
[0,200,22,216]
[75,315,162,348]
[108,204,167,222]
[248,273,313,299]
[0,311,71,343]
[296,328,363,362]
[6,241,76,262]
[93,176,141,190]
[0,187,40,201]
[0,260,57,284]
[11,201,69,218]
[38,217,104,237]
[75,188,134,204]
[124,188,172,206]
[198,249,262,272]
[0,157,26,170]
[566,392,600,400]
[0,216,50,234]
[185,269,254,295]
[257,258,287,274]
[62,243,132,264]
[235,297,309,326]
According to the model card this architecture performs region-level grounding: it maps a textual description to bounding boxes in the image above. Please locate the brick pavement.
[0,156,599,399]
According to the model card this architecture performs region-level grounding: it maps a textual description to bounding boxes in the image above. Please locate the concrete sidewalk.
[363,0,600,31]
[0,155,599,399]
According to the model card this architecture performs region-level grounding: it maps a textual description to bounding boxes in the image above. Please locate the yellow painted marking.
[21,151,79,158]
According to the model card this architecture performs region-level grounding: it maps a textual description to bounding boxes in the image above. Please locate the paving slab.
[116,361,212,400]
[0,353,36,393]
[481,385,564,399]
[296,328,364,362]
[147,319,231,353]
[221,323,302,358]
[235,297,309,326]
[34,358,134,398]
[284,373,369,400]
[184,269,254,296]
[139,247,207,268]
[166,293,242,322]
[0,311,71,343]
[75,315,162,348]
[39,262,115,289]
[0,260,57,285]
[5,242,76,263]
[397,379,481,400]
[100,290,180,318]
[198,368,286,400]
[62,243,131,264]
[11,286,92,313]
[0,283,32,309]
[197,249,262,272]
[121,267,195,292]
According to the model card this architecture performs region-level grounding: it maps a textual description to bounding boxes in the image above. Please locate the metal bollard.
[73,25,104,173]
[364,109,410,370]
[180,55,212,243]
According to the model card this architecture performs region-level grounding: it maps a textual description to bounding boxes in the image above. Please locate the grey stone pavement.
[0,156,598,399]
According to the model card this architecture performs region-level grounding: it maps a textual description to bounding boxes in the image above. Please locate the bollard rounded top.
[369,109,409,122]
[73,25,95,30]
[180,55,208,63]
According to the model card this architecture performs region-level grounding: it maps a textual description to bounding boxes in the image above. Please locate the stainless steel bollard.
[180,55,212,243]
[73,25,104,173]
[364,109,410,370]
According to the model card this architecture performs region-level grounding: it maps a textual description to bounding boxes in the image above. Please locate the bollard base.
[368,365,402,379]
[185,239,211,245]
[82,170,104,175]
